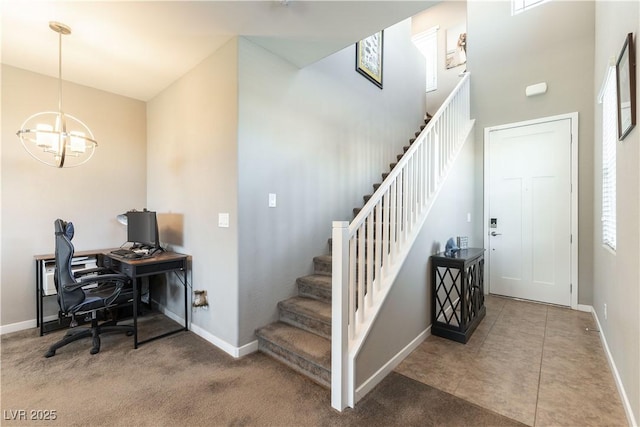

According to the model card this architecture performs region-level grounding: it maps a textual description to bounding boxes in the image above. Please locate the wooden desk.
[102,251,189,348]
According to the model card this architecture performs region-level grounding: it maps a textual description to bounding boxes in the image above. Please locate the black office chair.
[45,219,134,357]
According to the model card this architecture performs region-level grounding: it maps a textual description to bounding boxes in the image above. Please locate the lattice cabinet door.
[431,248,486,343]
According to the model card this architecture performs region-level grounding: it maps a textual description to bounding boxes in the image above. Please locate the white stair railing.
[331,73,473,411]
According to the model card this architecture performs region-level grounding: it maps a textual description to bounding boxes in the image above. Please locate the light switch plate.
[268,193,277,208]
[218,213,229,228]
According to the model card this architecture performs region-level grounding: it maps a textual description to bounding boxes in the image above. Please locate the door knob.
[491,231,502,236]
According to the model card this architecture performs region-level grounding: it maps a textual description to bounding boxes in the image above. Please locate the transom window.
[512,0,550,15]
[412,26,439,93]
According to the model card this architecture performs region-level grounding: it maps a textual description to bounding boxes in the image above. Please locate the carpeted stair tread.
[297,274,332,303]
[256,322,331,388]
[278,296,331,338]
[279,297,331,322]
[256,322,330,367]
[313,255,332,276]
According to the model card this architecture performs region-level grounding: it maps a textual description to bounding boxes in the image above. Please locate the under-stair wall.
[354,121,478,396]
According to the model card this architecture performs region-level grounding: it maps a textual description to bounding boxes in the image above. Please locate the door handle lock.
[491,231,502,236]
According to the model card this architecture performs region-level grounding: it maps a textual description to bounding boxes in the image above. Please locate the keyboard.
[110,248,135,257]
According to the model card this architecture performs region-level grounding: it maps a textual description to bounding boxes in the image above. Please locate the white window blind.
[512,0,550,15]
[412,26,439,93]
[600,67,617,251]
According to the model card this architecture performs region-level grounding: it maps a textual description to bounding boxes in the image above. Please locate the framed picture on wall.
[616,32,636,141]
[356,30,383,89]
[445,23,466,69]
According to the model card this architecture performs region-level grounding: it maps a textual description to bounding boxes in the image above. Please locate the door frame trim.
[483,112,579,309]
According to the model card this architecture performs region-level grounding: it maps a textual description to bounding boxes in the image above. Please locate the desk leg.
[132,275,138,349]
[183,268,189,331]
[36,260,43,336]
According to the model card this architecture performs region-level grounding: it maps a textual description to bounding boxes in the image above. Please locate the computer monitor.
[126,210,160,252]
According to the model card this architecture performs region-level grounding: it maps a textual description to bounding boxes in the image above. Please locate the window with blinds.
[600,67,617,251]
[512,0,550,15]
[412,26,439,93]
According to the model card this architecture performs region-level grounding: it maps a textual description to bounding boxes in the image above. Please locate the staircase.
[254,115,433,388]
[256,73,472,409]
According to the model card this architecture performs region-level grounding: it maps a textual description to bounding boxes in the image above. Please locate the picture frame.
[616,32,636,141]
[445,24,467,70]
[356,30,383,89]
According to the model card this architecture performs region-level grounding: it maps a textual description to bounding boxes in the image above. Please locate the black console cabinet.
[431,248,485,343]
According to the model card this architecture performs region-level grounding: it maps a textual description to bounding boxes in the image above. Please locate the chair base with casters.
[44,310,134,357]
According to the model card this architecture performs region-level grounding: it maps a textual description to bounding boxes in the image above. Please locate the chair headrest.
[55,219,74,241]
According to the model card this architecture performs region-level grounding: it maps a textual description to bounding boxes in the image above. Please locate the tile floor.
[395,295,629,426]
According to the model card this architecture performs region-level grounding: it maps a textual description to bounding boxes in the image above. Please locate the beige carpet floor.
[1,314,524,427]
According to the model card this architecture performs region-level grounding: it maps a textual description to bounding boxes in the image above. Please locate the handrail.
[331,73,472,411]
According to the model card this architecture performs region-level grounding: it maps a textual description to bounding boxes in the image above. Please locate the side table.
[431,248,485,343]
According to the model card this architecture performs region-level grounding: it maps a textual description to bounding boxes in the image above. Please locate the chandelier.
[16,22,97,168]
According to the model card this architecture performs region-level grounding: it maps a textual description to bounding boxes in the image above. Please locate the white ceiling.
[1,0,436,101]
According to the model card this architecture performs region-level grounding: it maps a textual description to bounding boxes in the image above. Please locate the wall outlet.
[604,303,607,320]
[193,290,208,307]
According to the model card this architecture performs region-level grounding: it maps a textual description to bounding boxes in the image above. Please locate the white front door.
[487,118,572,306]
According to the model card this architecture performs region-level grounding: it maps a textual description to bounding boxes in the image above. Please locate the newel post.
[331,221,350,411]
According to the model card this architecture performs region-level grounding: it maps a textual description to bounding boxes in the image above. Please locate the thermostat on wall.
[525,82,547,97]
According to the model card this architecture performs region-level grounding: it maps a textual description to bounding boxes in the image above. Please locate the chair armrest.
[73,267,110,278]
[78,273,130,286]
[61,273,130,292]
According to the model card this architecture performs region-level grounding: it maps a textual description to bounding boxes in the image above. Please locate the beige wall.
[593,1,639,422]
[146,38,240,346]
[467,0,596,305]
[1,65,147,327]
[412,0,467,113]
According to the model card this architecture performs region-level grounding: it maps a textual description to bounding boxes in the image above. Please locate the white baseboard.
[0,319,36,335]
[189,322,258,358]
[237,339,259,357]
[154,302,258,358]
[354,326,430,403]
[0,313,63,335]
[576,304,592,313]
[589,306,638,427]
